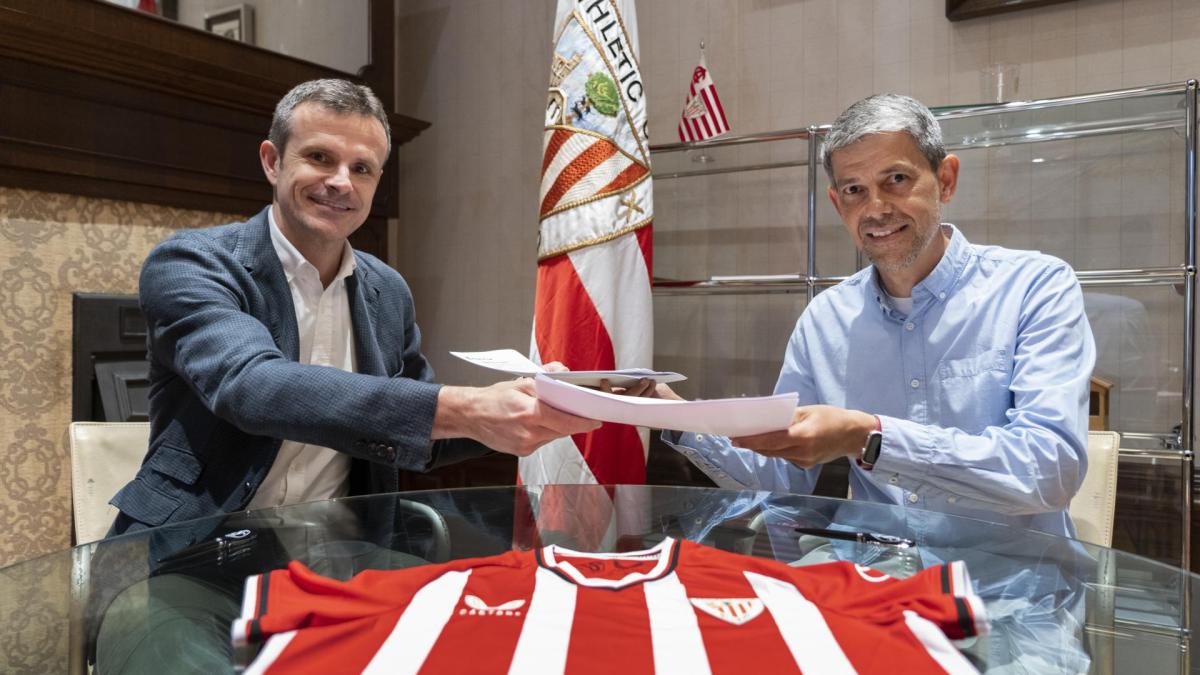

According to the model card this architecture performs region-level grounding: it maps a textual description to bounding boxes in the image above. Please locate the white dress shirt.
[247,208,358,509]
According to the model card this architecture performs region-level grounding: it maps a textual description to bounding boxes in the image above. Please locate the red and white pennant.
[678,50,730,142]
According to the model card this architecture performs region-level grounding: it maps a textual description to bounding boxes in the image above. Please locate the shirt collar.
[267,206,357,285]
[869,224,969,316]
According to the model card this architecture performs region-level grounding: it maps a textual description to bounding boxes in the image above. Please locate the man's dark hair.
[268,79,391,159]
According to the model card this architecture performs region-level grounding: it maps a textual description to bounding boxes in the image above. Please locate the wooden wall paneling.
[0,0,428,259]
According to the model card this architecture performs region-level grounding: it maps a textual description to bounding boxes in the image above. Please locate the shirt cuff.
[658,430,756,491]
[872,415,941,488]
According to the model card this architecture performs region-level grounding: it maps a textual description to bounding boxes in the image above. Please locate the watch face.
[863,431,883,464]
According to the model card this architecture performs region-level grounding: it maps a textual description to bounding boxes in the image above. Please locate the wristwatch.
[858,416,883,470]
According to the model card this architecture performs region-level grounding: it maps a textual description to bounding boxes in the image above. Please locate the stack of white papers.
[533,374,796,437]
[451,349,686,388]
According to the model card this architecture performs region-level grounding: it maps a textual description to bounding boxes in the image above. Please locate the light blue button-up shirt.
[665,225,1096,539]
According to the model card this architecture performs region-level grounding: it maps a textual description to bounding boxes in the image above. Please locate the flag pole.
[689,39,714,164]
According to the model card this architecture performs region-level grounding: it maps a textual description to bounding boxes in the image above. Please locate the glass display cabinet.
[649,81,1199,572]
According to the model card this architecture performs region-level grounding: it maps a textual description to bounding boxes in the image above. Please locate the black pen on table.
[157,528,258,569]
[794,527,914,548]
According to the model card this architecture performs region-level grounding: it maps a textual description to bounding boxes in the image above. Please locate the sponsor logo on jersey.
[460,594,526,616]
[689,597,765,625]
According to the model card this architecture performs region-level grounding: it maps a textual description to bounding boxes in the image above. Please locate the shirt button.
[948,496,958,504]
[695,434,706,442]
[910,378,920,388]
[907,493,919,503]
[938,292,947,300]
[888,476,899,484]
[904,322,915,331]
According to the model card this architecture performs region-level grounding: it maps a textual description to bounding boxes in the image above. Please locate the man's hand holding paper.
[533,374,796,438]
[729,405,878,468]
[603,380,873,466]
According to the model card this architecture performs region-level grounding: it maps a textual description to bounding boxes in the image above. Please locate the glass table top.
[0,485,1194,674]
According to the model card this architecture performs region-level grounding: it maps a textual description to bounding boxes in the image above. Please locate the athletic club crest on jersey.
[689,597,765,625]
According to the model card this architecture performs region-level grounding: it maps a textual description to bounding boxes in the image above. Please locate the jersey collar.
[537,537,680,589]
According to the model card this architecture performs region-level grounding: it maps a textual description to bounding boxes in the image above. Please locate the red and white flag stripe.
[677,51,730,142]
[521,0,653,496]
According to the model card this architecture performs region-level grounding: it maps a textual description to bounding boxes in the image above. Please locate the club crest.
[689,597,765,625]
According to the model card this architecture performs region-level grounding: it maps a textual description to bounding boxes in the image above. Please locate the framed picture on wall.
[204,4,255,45]
[946,0,1075,21]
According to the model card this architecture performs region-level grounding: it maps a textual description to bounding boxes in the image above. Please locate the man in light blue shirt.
[656,94,1096,539]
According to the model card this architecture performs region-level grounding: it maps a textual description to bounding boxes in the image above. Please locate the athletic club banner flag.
[521,0,654,488]
[677,49,730,142]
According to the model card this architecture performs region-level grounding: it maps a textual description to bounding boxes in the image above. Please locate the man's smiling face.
[827,131,957,279]
[260,102,388,252]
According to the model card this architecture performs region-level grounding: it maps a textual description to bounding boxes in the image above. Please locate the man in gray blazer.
[94,79,601,673]
[109,78,596,537]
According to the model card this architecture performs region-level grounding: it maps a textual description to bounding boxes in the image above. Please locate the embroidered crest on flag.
[539,1,653,260]
[683,92,708,120]
[689,597,765,625]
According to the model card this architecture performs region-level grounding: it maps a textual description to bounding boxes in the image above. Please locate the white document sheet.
[451,349,686,388]
[534,374,797,437]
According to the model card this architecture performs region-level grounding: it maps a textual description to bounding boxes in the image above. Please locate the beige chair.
[1075,431,1122,675]
[66,422,149,675]
[1071,430,1121,548]
[68,421,149,545]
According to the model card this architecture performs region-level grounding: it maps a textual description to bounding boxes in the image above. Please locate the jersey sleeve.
[777,559,988,640]
[231,553,522,672]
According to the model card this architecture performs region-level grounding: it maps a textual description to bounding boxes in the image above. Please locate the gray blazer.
[110,207,487,534]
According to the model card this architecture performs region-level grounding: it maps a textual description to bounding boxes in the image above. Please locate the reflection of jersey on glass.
[235,537,987,673]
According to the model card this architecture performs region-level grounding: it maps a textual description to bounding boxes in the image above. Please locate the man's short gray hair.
[819,94,945,184]
[269,79,391,159]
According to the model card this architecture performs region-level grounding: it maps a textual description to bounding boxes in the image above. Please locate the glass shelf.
[935,83,1189,150]
[650,132,810,180]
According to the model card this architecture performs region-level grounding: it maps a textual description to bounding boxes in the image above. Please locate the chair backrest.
[68,421,149,544]
[1071,431,1121,548]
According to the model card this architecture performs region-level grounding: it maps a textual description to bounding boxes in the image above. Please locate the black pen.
[157,528,258,570]
[794,526,914,548]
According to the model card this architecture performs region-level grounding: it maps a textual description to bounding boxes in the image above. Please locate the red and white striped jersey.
[233,537,987,674]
